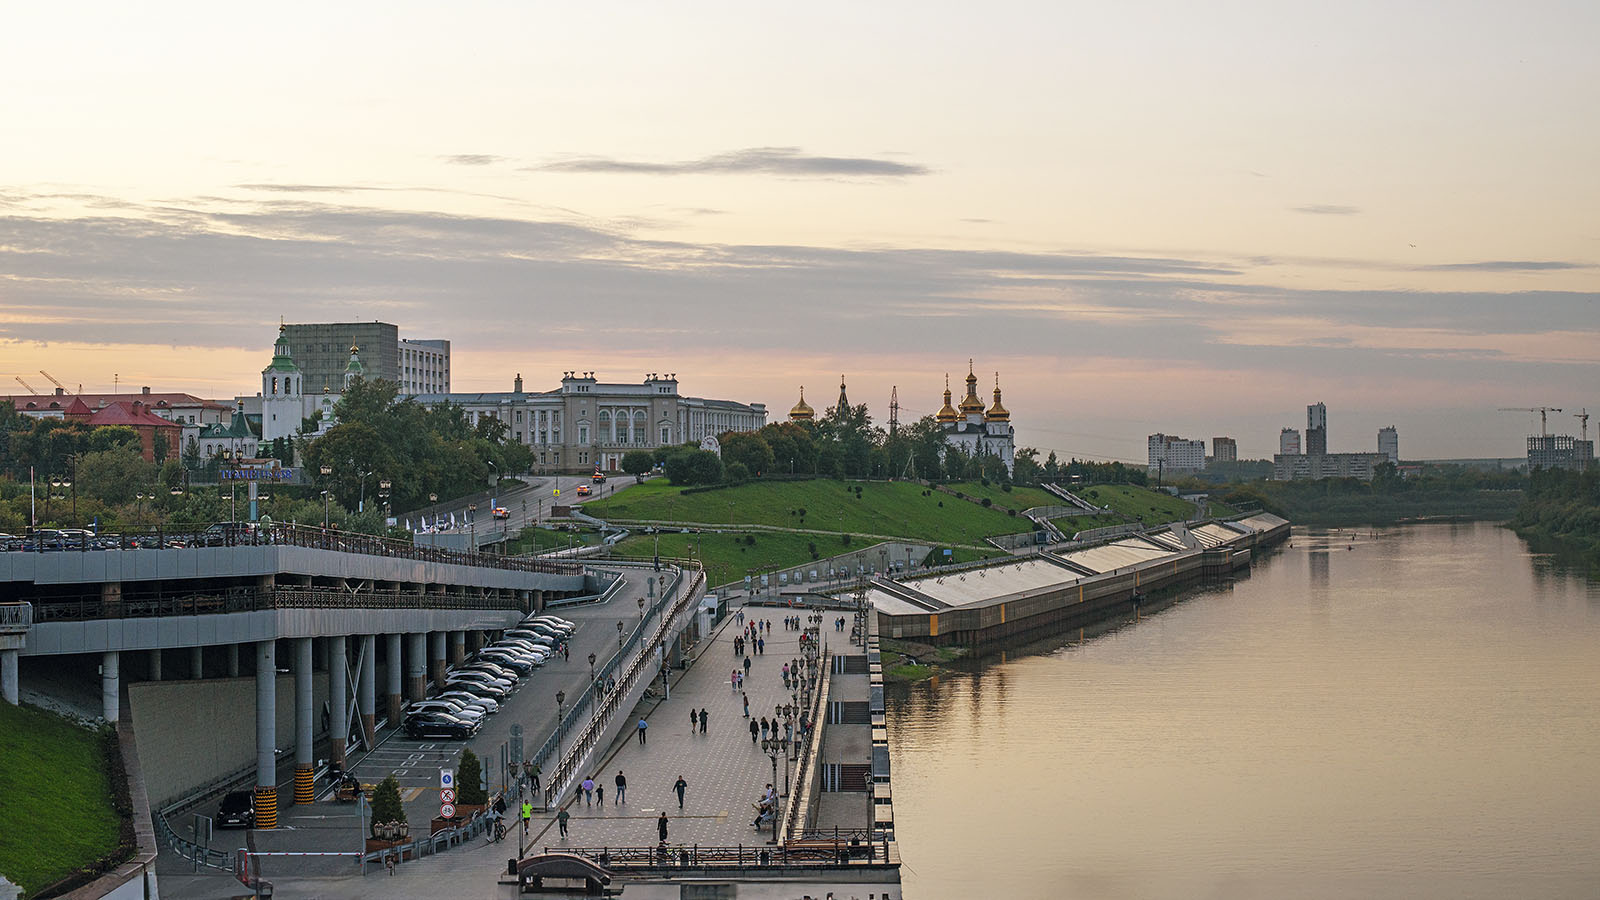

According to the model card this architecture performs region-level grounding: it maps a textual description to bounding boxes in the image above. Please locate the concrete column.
[328,636,348,770]
[448,631,466,665]
[226,643,240,677]
[428,631,446,688]
[254,639,278,829]
[101,650,120,722]
[2,648,19,705]
[293,637,314,805]
[358,634,376,748]
[149,648,162,681]
[405,632,427,703]
[385,632,403,727]
[190,646,203,679]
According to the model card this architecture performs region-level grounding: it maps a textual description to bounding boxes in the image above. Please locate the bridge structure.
[0,524,593,830]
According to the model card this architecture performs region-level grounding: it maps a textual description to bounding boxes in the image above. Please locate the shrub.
[1002,484,1013,492]
[981,498,992,507]
[841,534,853,547]
[370,775,406,832]
[457,748,487,806]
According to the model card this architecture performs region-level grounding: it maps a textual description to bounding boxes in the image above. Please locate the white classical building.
[936,367,1016,475]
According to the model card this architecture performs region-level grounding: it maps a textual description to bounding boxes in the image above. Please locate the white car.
[448,669,514,692]
[445,678,509,700]
[406,699,486,724]
[437,691,499,714]
[491,643,547,664]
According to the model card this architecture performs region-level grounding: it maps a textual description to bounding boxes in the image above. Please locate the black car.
[404,711,477,739]
[217,790,255,828]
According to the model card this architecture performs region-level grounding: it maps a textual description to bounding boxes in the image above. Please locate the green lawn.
[606,530,829,588]
[0,704,125,895]
[584,479,1032,544]
[1050,512,1133,537]
[1071,484,1196,525]
[942,482,1062,511]
[1207,499,1241,518]
[507,525,603,556]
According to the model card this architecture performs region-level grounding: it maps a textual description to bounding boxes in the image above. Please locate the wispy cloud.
[439,154,506,166]
[234,184,388,194]
[532,147,930,178]
[1417,260,1590,272]
[1290,204,1362,215]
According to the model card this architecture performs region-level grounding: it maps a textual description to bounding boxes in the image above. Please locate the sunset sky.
[3,1,1596,461]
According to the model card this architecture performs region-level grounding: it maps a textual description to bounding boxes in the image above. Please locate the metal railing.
[31,586,522,623]
[548,837,893,870]
[0,602,33,631]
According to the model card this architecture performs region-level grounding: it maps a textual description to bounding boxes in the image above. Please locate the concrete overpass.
[1,524,594,829]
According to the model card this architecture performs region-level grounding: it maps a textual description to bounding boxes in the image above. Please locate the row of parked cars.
[1,523,262,552]
[401,614,578,739]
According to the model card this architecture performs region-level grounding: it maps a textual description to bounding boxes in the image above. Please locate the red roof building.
[83,401,185,463]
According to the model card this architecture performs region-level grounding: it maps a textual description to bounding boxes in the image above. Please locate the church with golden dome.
[937,363,1016,475]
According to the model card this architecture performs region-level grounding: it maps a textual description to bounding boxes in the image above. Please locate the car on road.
[574,484,591,496]
[405,699,486,724]
[492,507,509,519]
[404,711,478,739]
[591,472,606,483]
[437,691,499,715]
[217,790,255,828]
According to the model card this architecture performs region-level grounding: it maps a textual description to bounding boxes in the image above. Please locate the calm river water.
[887,523,1600,899]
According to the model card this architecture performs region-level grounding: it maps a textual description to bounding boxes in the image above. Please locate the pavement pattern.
[520,604,817,855]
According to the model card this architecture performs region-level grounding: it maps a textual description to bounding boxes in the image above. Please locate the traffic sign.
[440,788,455,804]
[440,769,453,788]
[440,803,456,818]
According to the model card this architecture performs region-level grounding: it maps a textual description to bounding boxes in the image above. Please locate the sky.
[2,1,1597,462]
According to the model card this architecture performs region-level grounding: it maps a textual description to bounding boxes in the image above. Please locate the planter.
[365,837,415,860]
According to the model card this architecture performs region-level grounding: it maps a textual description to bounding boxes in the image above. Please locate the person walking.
[530,761,541,792]
[673,775,688,809]
[698,707,708,733]
[692,708,701,732]
[749,717,759,743]
[638,717,648,744]
[760,717,770,740]
[595,782,604,806]
[581,776,595,806]
[657,811,669,844]
[742,692,750,718]
[557,807,570,838]
[615,771,627,805]
[757,636,765,655]
[743,656,752,679]
[520,800,533,835]
[731,669,739,691]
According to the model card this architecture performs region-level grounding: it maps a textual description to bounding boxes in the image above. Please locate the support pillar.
[101,650,119,722]
[328,636,348,770]
[358,635,376,748]
[428,632,446,688]
[448,631,466,665]
[149,648,162,681]
[254,640,278,829]
[226,644,240,678]
[294,637,314,805]
[190,646,203,679]
[0,649,18,705]
[386,633,403,728]
[405,632,427,703]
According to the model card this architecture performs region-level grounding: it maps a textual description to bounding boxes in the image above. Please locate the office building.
[399,339,451,395]
[1378,426,1399,464]
[1306,402,1327,456]
[1148,433,1206,472]
[280,322,452,395]
[1211,436,1238,464]
[1280,428,1301,455]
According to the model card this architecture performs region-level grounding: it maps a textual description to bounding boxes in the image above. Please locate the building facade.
[1527,435,1595,472]
[1306,402,1328,456]
[1148,433,1206,472]
[1211,436,1238,464]
[1272,451,1391,481]
[398,339,451,395]
[1378,426,1399,463]
[1280,428,1301,455]
[934,369,1015,475]
[280,322,452,395]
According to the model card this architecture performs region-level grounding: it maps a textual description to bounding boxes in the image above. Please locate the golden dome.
[788,386,815,421]
[936,375,959,423]
[958,360,985,414]
[986,373,1010,422]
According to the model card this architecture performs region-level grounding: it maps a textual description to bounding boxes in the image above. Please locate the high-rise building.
[399,338,451,395]
[1527,435,1595,472]
[1280,427,1301,455]
[1148,433,1206,472]
[1306,402,1327,456]
[1378,426,1399,463]
[1211,436,1238,464]
[280,322,451,394]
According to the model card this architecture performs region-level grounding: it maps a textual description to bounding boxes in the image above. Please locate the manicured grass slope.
[0,704,123,895]
[1071,483,1196,524]
[608,531,825,588]
[942,482,1061,511]
[585,479,1032,544]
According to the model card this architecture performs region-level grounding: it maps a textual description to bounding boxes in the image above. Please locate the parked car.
[404,711,478,739]
[0,533,21,552]
[459,661,519,682]
[200,522,260,546]
[490,640,547,661]
[437,690,499,715]
[405,699,486,724]
[444,679,508,701]
[476,651,534,675]
[448,668,514,691]
[217,790,255,828]
[528,614,576,630]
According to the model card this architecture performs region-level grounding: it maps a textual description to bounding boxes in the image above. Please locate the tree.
[152,430,170,465]
[719,431,774,477]
[76,446,156,506]
[369,774,406,832]
[664,448,724,485]
[457,748,487,806]
[621,450,654,481]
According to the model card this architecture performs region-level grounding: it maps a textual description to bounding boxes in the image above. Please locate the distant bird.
[1408,243,1416,247]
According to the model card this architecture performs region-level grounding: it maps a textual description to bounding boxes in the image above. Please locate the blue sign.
[221,468,295,481]
[943,549,953,556]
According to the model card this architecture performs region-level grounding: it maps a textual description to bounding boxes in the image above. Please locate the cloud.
[1290,204,1362,215]
[439,154,506,166]
[1418,260,1590,272]
[532,147,930,178]
[233,184,387,194]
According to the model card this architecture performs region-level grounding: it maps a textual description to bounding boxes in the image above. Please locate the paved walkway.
[521,605,817,854]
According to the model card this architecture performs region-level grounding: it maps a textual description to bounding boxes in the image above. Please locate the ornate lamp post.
[761,736,787,843]
[320,465,333,528]
[617,620,624,648]
[588,652,596,683]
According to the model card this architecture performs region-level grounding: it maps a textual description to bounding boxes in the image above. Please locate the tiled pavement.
[522,606,815,853]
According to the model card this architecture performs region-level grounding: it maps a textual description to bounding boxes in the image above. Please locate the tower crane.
[1498,407,1563,436]
[1576,409,1590,442]
[13,376,39,394]
[38,370,66,393]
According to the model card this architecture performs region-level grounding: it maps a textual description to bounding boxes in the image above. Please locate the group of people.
[546,774,690,842]
[688,706,709,733]
[751,782,778,830]
[575,770,630,807]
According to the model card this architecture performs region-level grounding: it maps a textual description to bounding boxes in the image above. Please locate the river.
[887,522,1600,899]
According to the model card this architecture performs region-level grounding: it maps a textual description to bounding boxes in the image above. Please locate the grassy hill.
[0,704,126,895]
[941,481,1062,511]
[1071,483,1196,524]
[584,479,1032,545]
[1050,512,1132,537]
[606,529,1008,587]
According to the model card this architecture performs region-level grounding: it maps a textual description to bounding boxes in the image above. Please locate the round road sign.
[440,803,456,818]
[440,788,455,804]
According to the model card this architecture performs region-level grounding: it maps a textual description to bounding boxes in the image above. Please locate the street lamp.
[617,620,624,648]
[588,652,596,683]
[469,503,477,550]
[637,596,645,621]
[555,689,566,749]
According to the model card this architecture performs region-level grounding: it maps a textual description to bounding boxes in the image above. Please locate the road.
[415,473,643,548]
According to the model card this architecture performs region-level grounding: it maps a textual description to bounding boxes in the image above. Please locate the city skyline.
[2,2,1596,461]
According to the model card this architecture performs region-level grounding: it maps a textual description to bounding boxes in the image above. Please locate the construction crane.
[1498,407,1563,436]
[38,370,66,393]
[13,375,39,394]
[1576,409,1590,442]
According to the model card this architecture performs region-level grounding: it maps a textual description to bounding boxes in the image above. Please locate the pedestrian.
[595,783,604,806]
[674,775,687,809]
[385,851,396,876]
[615,770,627,805]
[557,807,570,838]
[761,717,770,739]
[658,811,669,843]
[563,642,570,661]
[743,656,752,678]
[582,775,595,806]
[731,670,739,691]
[698,707,708,733]
[757,637,764,655]
[692,708,700,732]
[531,762,541,792]
[521,800,532,832]
[749,717,759,743]
[638,717,648,744]
[742,692,750,717]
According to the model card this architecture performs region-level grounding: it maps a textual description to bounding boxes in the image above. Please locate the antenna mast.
[889,386,900,437]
